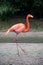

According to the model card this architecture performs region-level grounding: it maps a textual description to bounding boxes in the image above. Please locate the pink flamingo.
[5,14,33,55]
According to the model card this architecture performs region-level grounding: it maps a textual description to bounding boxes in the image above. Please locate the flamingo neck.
[25,15,30,32]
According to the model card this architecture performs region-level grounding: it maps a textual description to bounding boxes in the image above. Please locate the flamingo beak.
[31,15,34,18]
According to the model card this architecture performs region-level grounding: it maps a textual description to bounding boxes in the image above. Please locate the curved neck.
[25,15,30,32]
[26,15,29,25]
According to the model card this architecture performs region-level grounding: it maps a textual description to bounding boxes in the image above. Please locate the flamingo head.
[27,14,33,18]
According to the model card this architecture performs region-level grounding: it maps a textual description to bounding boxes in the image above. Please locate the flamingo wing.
[15,25,25,33]
[10,23,25,33]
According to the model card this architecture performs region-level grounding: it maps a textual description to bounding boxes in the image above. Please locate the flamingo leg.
[14,34,20,56]
[18,44,29,57]
[14,34,28,57]
[16,41,20,56]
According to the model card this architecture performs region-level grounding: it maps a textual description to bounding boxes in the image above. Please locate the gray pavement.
[0,43,43,65]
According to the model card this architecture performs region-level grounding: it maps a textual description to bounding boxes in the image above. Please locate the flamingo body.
[6,14,33,35]
[8,23,28,33]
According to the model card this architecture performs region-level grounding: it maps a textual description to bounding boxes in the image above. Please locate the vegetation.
[0,0,43,20]
[0,19,43,32]
[0,0,43,32]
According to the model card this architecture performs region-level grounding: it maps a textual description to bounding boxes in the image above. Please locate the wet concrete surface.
[0,43,43,65]
[0,32,43,43]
